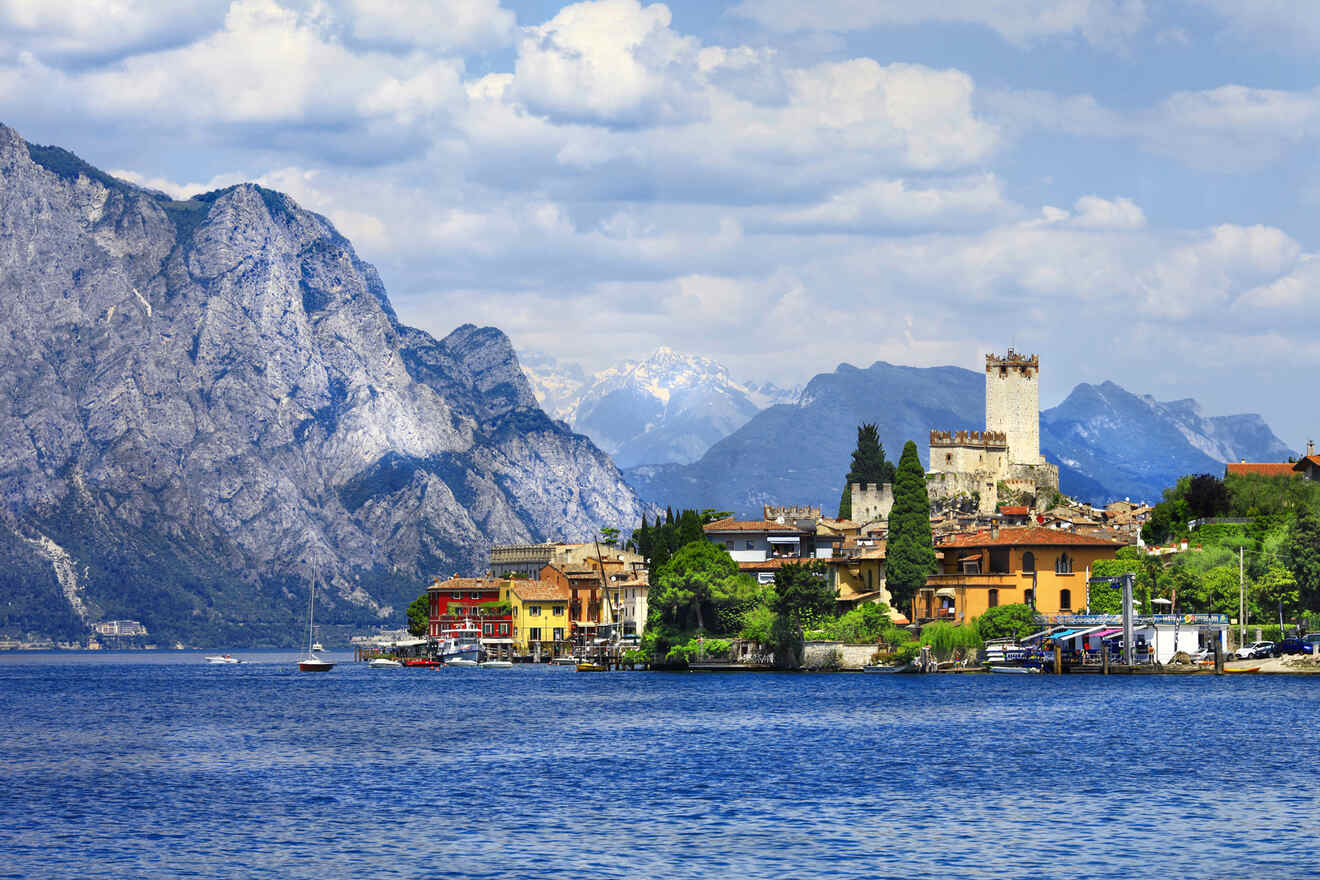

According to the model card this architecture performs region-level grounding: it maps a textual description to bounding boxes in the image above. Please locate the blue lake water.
[2,653,1318,879]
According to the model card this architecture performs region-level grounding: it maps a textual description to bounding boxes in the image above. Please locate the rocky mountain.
[0,124,644,647]
[1040,382,1294,504]
[521,347,796,468]
[625,361,1294,515]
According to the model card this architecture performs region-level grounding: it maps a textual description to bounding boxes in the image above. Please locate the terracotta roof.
[938,527,1126,549]
[428,577,504,593]
[1294,456,1320,471]
[703,518,805,533]
[737,558,820,571]
[999,506,1030,516]
[510,581,572,602]
[1226,462,1299,478]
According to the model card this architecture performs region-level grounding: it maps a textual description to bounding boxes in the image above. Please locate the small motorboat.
[990,665,1041,674]
[861,664,902,673]
[298,656,334,672]
[576,662,607,672]
[205,654,241,665]
[447,658,480,668]
[480,660,514,669]
[1224,666,1261,674]
[368,657,402,668]
[549,656,577,666]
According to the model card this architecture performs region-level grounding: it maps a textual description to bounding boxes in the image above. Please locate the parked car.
[1272,638,1315,656]
[1234,641,1274,660]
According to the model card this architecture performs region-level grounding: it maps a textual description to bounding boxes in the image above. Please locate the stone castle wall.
[850,482,894,522]
[985,350,1040,464]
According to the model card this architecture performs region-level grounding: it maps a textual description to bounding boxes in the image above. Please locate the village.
[358,349,1320,675]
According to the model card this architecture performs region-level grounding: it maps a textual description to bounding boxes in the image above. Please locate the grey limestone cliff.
[0,124,644,645]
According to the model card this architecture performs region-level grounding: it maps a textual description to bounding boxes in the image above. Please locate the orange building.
[916,526,1126,624]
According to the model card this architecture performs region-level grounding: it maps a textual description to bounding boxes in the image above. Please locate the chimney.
[990,521,1000,539]
[1308,440,1316,458]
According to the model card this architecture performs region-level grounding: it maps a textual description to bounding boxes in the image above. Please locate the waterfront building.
[425,576,512,645]
[703,512,839,563]
[508,580,572,657]
[490,542,644,579]
[915,526,1125,624]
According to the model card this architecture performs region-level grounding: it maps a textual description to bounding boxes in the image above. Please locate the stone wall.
[850,482,894,522]
[803,641,880,670]
[926,471,999,514]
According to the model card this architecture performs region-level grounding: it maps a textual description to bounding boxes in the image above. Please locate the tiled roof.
[511,581,572,602]
[704,518,805,533]
[428,577,504,592]
[737,558,821,571]
[999,506,1030,516]
[1226,462,1298,478]
[1294,456,1320,471]
[938,526,1127,549]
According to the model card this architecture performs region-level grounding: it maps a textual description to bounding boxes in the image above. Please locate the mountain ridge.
[0,123,644,646]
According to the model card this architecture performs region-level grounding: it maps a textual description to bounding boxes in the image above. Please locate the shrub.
[975,603,1039,641]
[919,621,982,660]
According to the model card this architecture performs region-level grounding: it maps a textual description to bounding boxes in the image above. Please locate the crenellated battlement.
[929,429,1008,448]
[985,349,1038,373]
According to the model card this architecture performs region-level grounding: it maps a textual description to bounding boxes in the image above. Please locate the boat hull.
[990,665,1040,674]
[368,658,401,668]
[298,659,335,672]
[480,660,513,669]
[447,658,480,667]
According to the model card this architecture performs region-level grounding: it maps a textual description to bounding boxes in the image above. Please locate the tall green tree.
[886,440,936,613]
[653,539,755,632]
[838,423,896,519]
[769,562,833,668]
[406,593,429,637]
[1286,509,1320,611]
[678,509,705,547]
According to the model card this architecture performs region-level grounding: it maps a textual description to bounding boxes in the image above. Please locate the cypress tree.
[838,484,852,520]
[636,514,651,562]
[886,440,936,613]
[678,509,705,547]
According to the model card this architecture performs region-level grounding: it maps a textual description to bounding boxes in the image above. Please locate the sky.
[1,0,1318,449]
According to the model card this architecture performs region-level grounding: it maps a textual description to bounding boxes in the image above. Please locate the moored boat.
[296,580,335,673]
[861,664,902,673]
[990,665,1041,674]
[447,658,480,668]
[480,659,513,669]
[576,662,607,672]
[368,657,401,668]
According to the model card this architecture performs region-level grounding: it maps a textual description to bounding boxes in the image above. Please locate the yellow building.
[509,580,572,656]
[916,526,1125,625]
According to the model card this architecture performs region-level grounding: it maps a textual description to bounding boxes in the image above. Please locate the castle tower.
[985,349,1041,465]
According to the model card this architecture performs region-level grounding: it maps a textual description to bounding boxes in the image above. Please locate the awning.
[1064,625,1107,641]
[1022,627,1062,643]
[1094,627,1123,639]
[958,554,981,562]
[935,587,956,599]
[767,536,801,544]
[480,638,514,644]
[1049,628,1081,641]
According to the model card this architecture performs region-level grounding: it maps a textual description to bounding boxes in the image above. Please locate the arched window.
[1060,589,1072,611]
[1022,551,1035,573]
[988,589,999,608]
[1055,553,1073,574]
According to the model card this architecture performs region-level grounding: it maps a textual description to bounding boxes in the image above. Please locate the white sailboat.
[297,580,334,672]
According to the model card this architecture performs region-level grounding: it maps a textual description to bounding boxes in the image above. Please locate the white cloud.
[731,0,1147,48]
[512,0,703,125]
[1234,254,1320,316]
[0,0,229,62]
[1196,0,1320,49]
[1069,195,1145,229]
[772,173,1016,231]
[346,0,515,52]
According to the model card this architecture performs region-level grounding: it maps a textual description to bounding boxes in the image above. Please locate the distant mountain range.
[0,124,644,647]
[520,348,800,467]
[623,361,1294,516]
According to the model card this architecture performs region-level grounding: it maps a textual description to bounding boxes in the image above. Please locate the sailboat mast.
[308,580,316,653]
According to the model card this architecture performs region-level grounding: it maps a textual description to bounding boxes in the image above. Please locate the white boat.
[311,641,325,653]
[368,657,401,668]
[989,665,1040,674]
[205,654,241,665]
[436,619,481,664]
[550,656,577,666]
[447,658,480,667]
[480,659,514,669]
[861,663,902,673]
[297,580,335,673]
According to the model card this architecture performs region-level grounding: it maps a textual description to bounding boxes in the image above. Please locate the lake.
[1,653,1316,879]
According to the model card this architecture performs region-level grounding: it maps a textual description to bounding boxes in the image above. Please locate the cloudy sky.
[2,0,1318,447]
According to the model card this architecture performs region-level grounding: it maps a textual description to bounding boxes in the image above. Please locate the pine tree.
[886,440,936,613]
[839,423,894,521]
[636,514,651,562]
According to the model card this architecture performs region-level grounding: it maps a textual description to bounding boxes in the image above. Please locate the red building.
[426,576,512,642]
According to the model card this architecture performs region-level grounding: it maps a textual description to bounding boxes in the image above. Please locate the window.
[553,627,564,641]
[1024,588,1034,606]
[1060,589,1072,611]
[945,453,952,464]
[469,591,482,599]
[528,605,541,617]
[726,540,734,549]
[450,591,461,599]
[988,589,999,608]
[1055,553,1073,574]
[553,605,564,616]
[528,627,541,642]
[745,540,753,550]
[1022,551,1035,573]
[499,623,509,635]
[483,623,492,635]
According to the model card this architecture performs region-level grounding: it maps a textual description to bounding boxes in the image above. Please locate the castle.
[927,350,1059,514]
